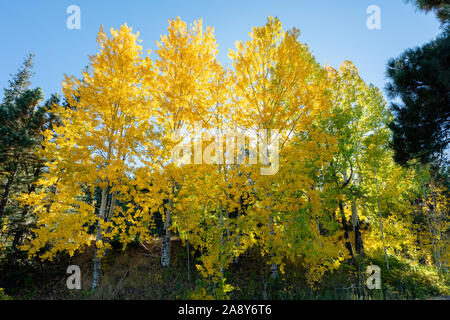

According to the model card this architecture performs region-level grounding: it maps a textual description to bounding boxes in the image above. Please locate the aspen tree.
[20,24,156,289]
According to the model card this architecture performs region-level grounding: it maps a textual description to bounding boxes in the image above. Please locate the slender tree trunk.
[351,200,364,255]
[261,131,278,279]
[92,186,108,290]
[342,170,364,256]
[339,200,355,262]
[161,188,174,267]
[352,166,365,296]
[219,207,224,276]
[106,191,116,221]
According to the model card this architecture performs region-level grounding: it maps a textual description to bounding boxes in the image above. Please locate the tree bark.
[339,200,355,262]
[351,200,364,255]
[219,207,224,276]
[161,189,174,267]
[92,186,108,290]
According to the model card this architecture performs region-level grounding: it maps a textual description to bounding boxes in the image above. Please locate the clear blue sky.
[0,0,442,101]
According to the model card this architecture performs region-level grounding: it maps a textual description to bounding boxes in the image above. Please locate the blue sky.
[0,0,442,102]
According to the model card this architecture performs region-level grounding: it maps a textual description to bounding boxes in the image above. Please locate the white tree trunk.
[92,186,108,289]
[161,196,173,267]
